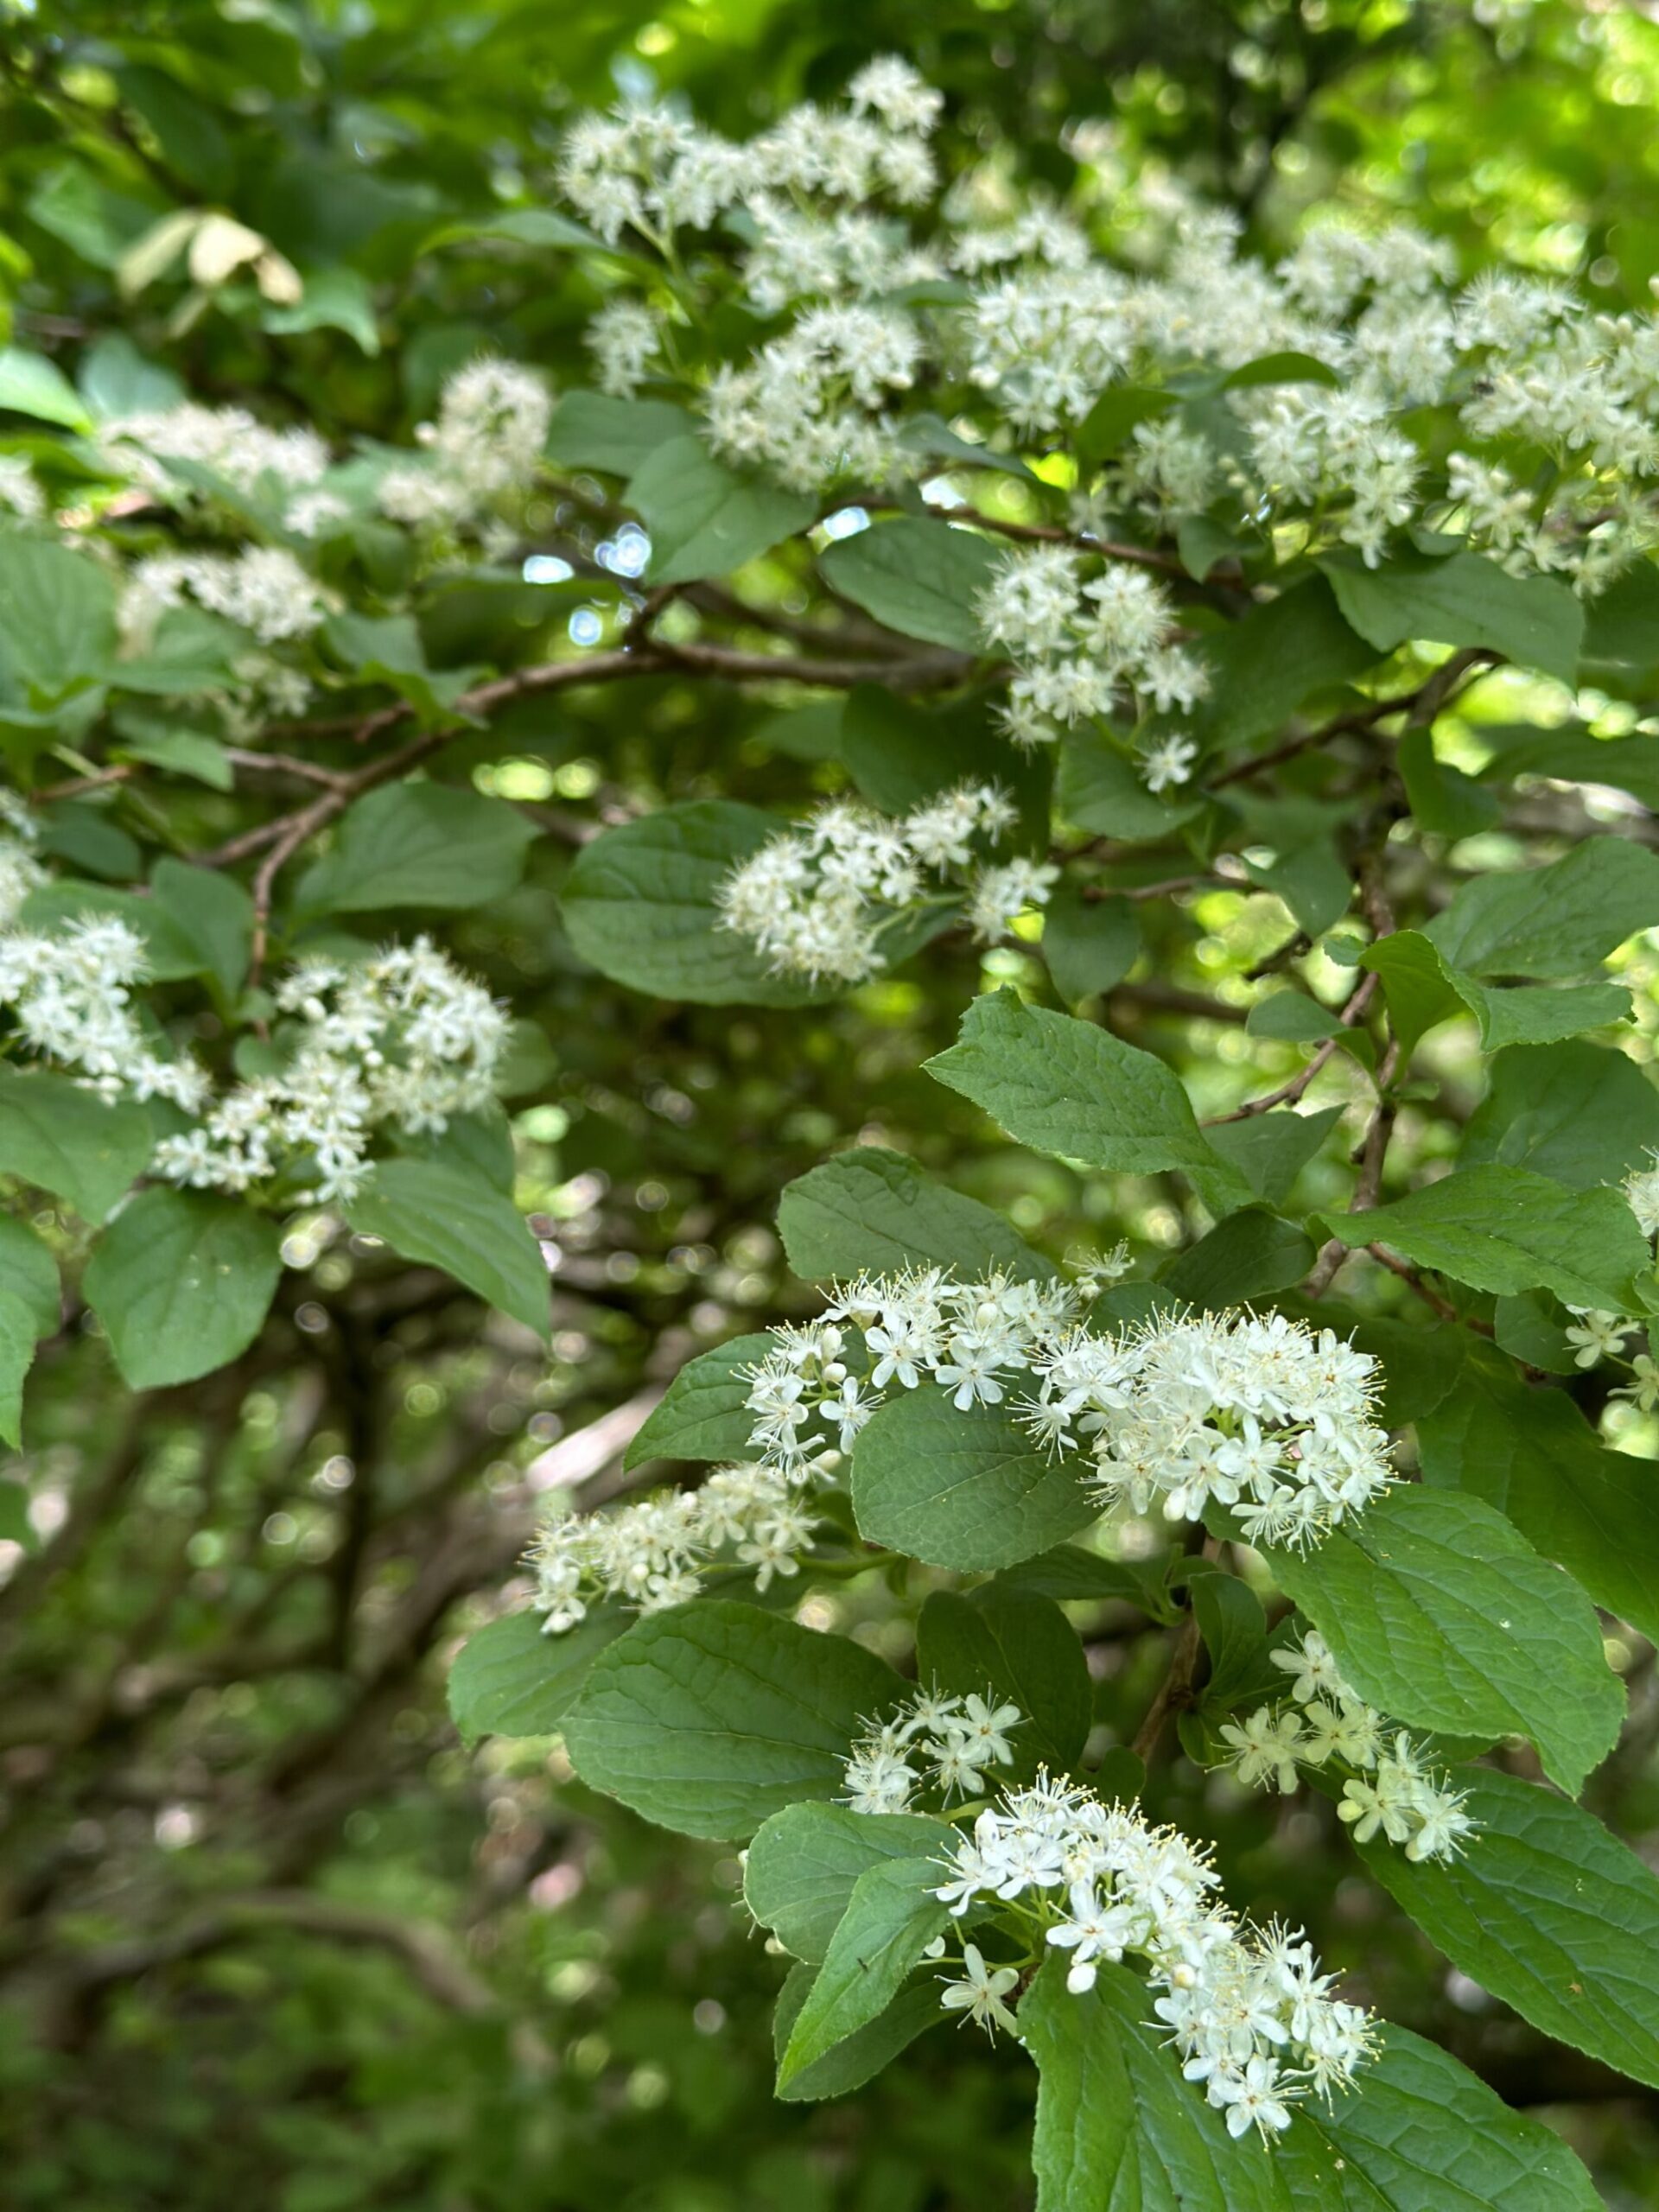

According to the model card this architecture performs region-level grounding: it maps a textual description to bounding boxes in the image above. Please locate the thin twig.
[1131,1611,1205,1762]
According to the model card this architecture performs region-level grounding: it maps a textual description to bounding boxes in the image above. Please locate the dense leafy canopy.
[6,2,1659,2207]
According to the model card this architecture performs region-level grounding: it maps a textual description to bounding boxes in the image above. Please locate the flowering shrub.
[4,35,1659,2207]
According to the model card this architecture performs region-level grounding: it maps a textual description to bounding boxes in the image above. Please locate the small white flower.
[939,1944,1020,2037]
[1140,734,1198,794]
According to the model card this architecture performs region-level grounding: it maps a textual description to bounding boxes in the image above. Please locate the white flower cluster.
[101,400,331,502]
[0,454,45,520]
[378,357,551,543]
[841,1686,1023,1811]
[717,782,1052,985]
[741,1274,1392,1551]
[152,938,509,1203]
[934,1772,1376,2138]
[1217,1630,1475,1866]
[555,68,1659,597]
[0,794,46,931]
[0,911,207,1111]
[558,56,941,251]
[531,1462,821,1633]
[1624,1150,1659,1240]
[977,544,1208,779]
[705,304,923,491]
[122,546,328,648]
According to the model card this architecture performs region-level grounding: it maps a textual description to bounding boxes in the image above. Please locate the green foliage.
[852,1392,1096,1569]
[1361,1770,1659,2088]
[926,989,1252,1213]
[563,1602,899,1839]
[6,3,1659,2205]
[83,1187,283,1389]
[817,519,999,652]
[1263,1489,1623,1794]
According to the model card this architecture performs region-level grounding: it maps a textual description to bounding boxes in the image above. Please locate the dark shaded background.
[3,2,1659,2203]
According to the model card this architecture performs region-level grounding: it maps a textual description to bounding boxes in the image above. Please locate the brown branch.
[1363,1243,1495,1336]
[1131,1611,1204,1761]
[918,501,1188,576]
[1202,969,1377,1125]
[1209,646,1502,791]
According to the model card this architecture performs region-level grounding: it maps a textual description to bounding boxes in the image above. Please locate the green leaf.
[622,1332,772,1471]
[1397,725,1500,838]
[545,390,693,475]
[560,801,828,1008]
[1203,1107,1344,1209]
[1319,549,1583,686]
[1462,1039,1659,1188]
[1076,385,1177,461]
[1315,1163,1649,1313]
[990,1543,1173,1613]
[0,1287,34,1446]
[745,1802,957,1963]
[77,333,182,420]
[817,519,996,653]
[0,534,118,698]
[149,858,254,1004]
[447,1609,626,1744]
[853,1390,1096,1571]
[627,435,816,585]
[777,1147,1053,1284]
[1580,564,1659,672]
[391,1104,515,1195]
[1246,992,1342,1045]
[321,610,479,721]
[771,1962,940,2102]
[1175,515,1244,582]
[1423,838,1659,979]
[0,345,93,431]
[563,1600,899,1840]
[20,880,200,979]
[35,804,141,881]
[262,267,380,355]
[1023,1958,1291,2212]
[1184,1567,1271,1712]
[1244,835,1352,938]
[294,781,537,915]
[1041,887,1139,1005]
[345,1159,550,1338]
[1160,1207,1315,1307]
[1224,349,1343,391]
[105,606,244,697]
[0,1071,153,1224]
[777,1857,949,2088]
[1363,929,1631,1057]
[1198,576,1376,748]
[1492,1287,1578,1376]
[114,726,233,790]
[424,207,621,256]
[925,990,1253,1215]
[0,1214,60,1340]
[1417,1344,1659,1646]
[1274,2024,1602,2210]
[1360,1769,1659,2089]
[0,1477,31,1549]
[896,412,1034,480]
[1057,731,1201,840]
[1481,721,1659,808]
[1265,1488,1622,1793]
[84,1190,282,1390]
[915,1588,1091,1774]
[837,685,1050,840]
